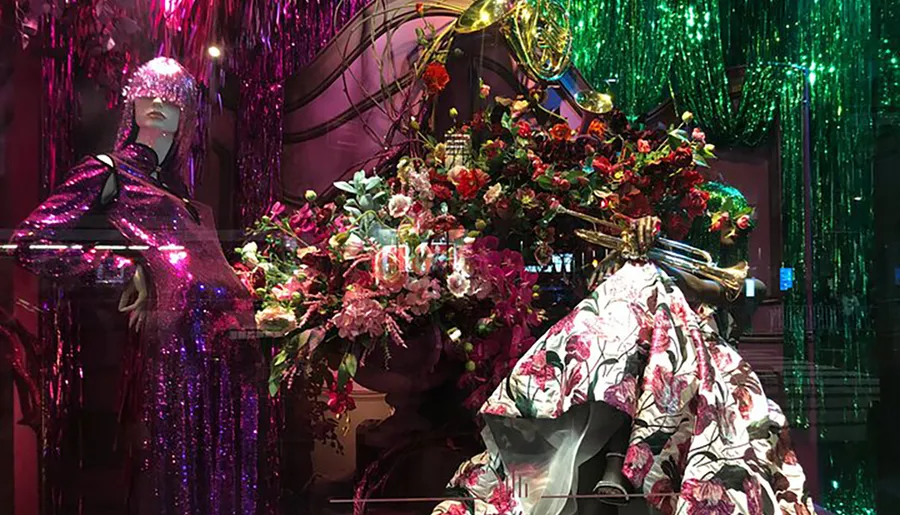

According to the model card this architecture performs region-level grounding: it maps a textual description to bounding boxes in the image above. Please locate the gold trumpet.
[557,207,749,298]
[456,0,613,114]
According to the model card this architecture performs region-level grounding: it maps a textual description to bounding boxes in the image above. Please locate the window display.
[0,1,894,515]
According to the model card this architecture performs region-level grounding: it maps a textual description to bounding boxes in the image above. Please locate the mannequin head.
[116,57,202,196]
[134,97,181,134]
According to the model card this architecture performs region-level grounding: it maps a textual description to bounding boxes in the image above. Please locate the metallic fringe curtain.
[570,0,881,512]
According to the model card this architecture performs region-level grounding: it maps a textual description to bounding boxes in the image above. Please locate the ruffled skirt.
[432,263,815,515]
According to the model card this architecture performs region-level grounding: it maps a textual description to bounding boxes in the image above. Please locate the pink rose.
[737,214,751,230]
[637,139,651,153]
[372,245,408,291]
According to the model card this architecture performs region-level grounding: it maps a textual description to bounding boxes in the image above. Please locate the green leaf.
[268,380,281,397]
[365,177,383,191]
[546,350,564,370]
[334,181,357,194]
[515,395,537,418]
[344,206,362,217]
[501,112,512,131]
[273,350,287,367]
[337,352,358,388]
[693,153,710,168]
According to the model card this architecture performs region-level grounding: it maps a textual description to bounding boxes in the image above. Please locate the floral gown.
[432,262,815,515]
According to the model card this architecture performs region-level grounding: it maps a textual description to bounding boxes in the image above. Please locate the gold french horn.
[456,0,613,114]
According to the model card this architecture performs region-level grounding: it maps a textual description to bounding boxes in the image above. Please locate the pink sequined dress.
[11,58,272,515]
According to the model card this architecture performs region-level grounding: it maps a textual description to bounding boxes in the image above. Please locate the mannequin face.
[134,97,181,134]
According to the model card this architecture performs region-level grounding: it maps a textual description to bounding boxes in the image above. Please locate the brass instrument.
[557,207,749,299]
[455,0,613,114]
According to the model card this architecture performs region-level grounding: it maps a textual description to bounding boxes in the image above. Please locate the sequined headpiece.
[116,57,203,197]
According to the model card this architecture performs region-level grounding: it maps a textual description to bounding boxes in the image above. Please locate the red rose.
[672,169,704,192]
[548,123,572,141]
[414,2,424,14]
[456,168,490,199]
[737,214,752,230]
[515,120,532,138]
[664,213,691,240]
[421,62,450,95]
[637,139,651,153]
[680,188,709,218]
[647,180,667,202]
[663,146,693,167]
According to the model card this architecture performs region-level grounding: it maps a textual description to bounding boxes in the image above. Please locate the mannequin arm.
[9,157,134,280]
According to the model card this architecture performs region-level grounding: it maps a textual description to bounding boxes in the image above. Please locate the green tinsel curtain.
[797,0,876,511]
[569,0,679,118]
[570,0,881,512]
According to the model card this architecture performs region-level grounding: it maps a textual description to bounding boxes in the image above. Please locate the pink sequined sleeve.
[10,158,133,280]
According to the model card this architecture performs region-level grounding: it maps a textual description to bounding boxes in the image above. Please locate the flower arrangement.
[409,98,720,270]
[235,168,542,440]
[236,71,742,442]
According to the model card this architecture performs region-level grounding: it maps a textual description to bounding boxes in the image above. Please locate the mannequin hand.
[633,216,661,255]
[119,264,148,332]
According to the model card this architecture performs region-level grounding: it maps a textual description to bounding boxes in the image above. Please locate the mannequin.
[10,58,273,514]
[431,188,816,515]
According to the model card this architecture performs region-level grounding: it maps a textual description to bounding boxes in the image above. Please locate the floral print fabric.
[433,262,815,515]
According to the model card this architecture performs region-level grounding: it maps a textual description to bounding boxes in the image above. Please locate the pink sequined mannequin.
[10,58,272,514]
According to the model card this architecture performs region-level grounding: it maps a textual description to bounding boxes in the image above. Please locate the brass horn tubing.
[557,207,622,232]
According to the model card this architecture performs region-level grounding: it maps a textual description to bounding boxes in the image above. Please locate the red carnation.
[456,168,490,199]
[421,62,450,95]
